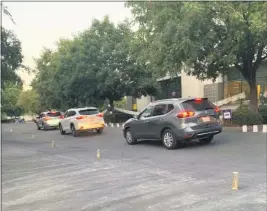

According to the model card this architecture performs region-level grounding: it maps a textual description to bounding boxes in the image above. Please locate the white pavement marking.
[242,125,247,132]
[117,123,120,128]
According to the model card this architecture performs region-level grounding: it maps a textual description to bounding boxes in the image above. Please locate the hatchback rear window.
[79,109,99,115]
[182,99,215,111]
[47,112,61,117]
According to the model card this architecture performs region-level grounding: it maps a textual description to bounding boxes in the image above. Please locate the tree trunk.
[109,99,114,112]
[248,82,258,112]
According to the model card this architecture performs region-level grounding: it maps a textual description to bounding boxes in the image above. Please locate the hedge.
[1,119,15,124]
[104,111,134,123]
[231,105,267,126]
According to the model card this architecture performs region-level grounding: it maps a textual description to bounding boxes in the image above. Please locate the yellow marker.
[97,149,100,159]
[52,141,55,148]
[232,172,239,190]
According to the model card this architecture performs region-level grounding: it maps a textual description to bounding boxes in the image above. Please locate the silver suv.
[123,98,222,150]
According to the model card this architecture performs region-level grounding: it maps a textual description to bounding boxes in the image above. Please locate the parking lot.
[2,123,267,211]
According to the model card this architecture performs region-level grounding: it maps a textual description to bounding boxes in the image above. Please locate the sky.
[2,2,132,90]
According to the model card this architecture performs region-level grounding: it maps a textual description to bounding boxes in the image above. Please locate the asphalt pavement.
[2,123,267,211]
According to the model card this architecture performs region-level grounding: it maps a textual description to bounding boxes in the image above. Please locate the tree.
[76,16,158,110]
[1,28,23,88]
[1,4,24,88]
[2,83,24,117]
[127,2,267,111]
[33,16,158,111]
[17,89,41,114]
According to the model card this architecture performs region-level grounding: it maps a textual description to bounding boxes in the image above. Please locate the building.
[126,62,267,111]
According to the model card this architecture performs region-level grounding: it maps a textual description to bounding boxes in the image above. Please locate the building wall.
[136,96,154,112]
[181,70,223,99]
[204,83,224,102]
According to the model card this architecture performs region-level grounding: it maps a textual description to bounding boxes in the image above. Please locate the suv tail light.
[76,116,86,120]
[214,106,220,113]
[59,115,64,119]
[177,111,195,118]
[96,113,104,117]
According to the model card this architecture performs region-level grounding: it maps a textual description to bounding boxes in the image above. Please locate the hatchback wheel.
[59,124,65,135]
[162,129,178,150]
[125,129,137,145]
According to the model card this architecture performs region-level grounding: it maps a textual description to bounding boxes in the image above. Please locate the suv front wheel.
[162,129,178,150]
[125,129,137,145]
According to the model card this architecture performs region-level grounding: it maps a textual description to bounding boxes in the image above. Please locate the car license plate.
[201,116,210,122]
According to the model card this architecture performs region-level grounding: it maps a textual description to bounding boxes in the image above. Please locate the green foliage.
[1,83,24,117]
[232,106,263,125]
[127,2,267,110]
[114,98,127,109]
[259,105,267,124]
[17,89,41,114]
[1,27,23,88]
[33,16,158,110]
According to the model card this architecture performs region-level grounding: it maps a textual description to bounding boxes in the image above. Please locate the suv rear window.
[182,99,215,111]
[46,112,61,117]
[79,109,99,115]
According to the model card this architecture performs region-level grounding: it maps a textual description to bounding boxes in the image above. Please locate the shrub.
[104,111,134,123]
[232,107,263,126]
[1,118,15,124]
[259,105,267,124]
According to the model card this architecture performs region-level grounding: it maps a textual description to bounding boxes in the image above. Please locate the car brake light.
[76,116,86,120]
[59,115,64,119]
[214,106,220,113]
[195,98,202,104]
[177,111,195,118]
[97,113,104,117]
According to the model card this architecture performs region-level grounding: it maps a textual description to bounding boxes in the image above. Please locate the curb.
[241,125,267,133]
[104,123,124,128]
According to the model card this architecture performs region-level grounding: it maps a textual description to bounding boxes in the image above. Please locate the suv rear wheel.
[71,124,78,137]
[59,124,65,135]
[199,136,213,145]
[125,129,137,145]
[162,129,178,150]
[96,128,103,134]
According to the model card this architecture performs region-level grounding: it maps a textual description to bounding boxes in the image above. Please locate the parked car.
[123,97,222,150]
[34,110,63,130]
[59,107,105,137]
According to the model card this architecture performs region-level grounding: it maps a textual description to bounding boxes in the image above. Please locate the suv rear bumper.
[174,125,222,142]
